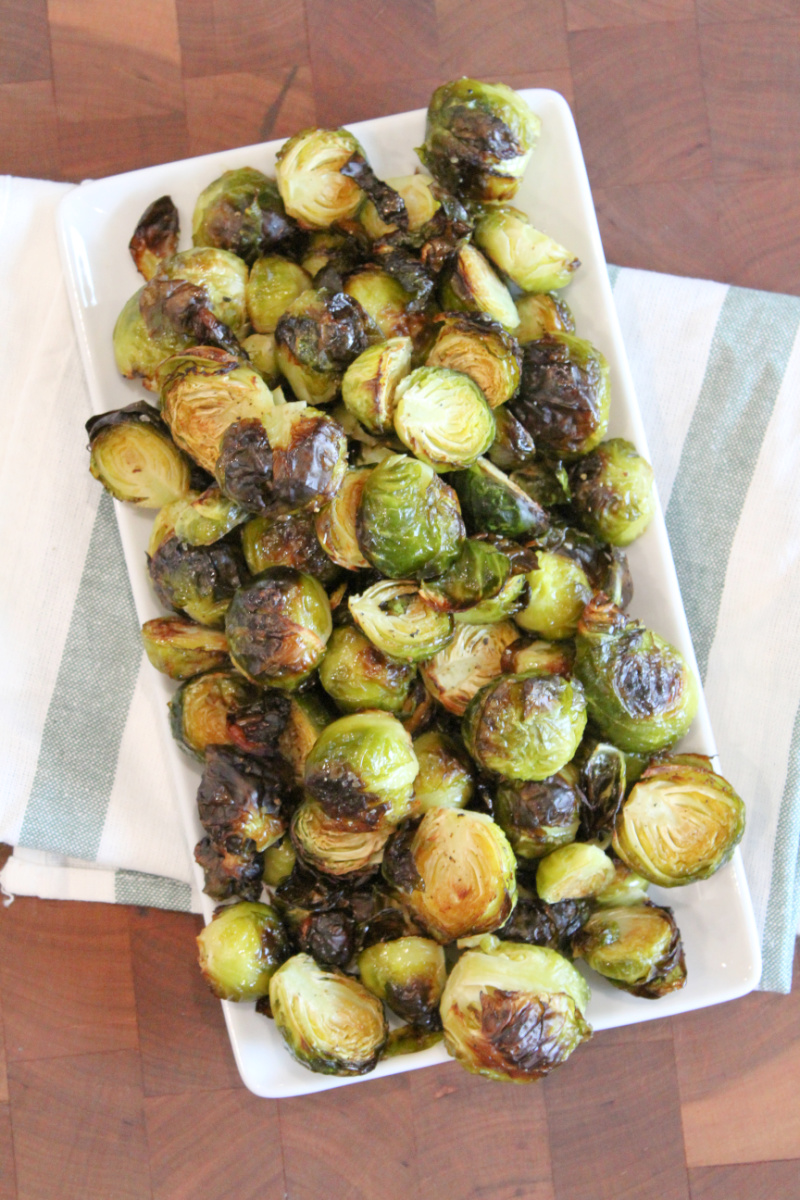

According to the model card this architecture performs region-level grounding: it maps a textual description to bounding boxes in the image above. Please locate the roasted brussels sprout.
[319,624,417,714]
[157,348,274,474]
[594,859,650,907]
[572,902,687,998]
[86,401,191,508]
[112,286,194,390]
[488,406,537,471]
[451,458,548,539]
[440,243,519,332]
[357,454,464,580]
[390,808,517,942]
[536,842,616,903]
[225,567,332,689]
[147,520,247,628]
[452,571,527,626]
[241,332,279,385]
[196,745,287,852]
[247,254,312,333]
[270,953,387,1075]
[440,940,591,1082]
[304,710,419,828]
[129,195,180,281]
[195,834,265,902]
[158,247,249,334]
[511,335,610,460]
[569,438,656,546]
[393,366,496,471]
[494,771,583,860]
[360,173,440,239]
[349,580,455,663]
[341,337,413,435]
[141,617,229,679]
[419,78,540,202]
[515,292,575,343]
[291,797,391,876]
[223,689,293,760]
[514,550,593,641]
[241,510,341,586]
[575,598,699,754]
[612,755,745,887]
[192,168,297,263]
[501,637,575,678]
[262,835,297,888]
[197,900,289,1001]
[314,466,372,571]
[169,486,248,546]
[344,267,418,341]
[420,538,510,612]
[276,127,367,229]
[426,312,521,409]
[169,670,258,760]
[358,936,446,1028]
[463,673,587,781]
[412,730,475,812]
[475,207,580,293]
[138,275,243,358]
[577,740,627,842]
[511,458,572,509]
[275,288,372,405]
[420,620,518,716]
[535,523,633,610]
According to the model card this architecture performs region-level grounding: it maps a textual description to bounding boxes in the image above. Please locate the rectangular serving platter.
[57,90,761,1099]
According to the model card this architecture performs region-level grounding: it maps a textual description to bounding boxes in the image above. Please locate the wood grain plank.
[408,1062,555,1200]
[57,112,189,181]
[312,76,444,130]
[565,0,695,29]
[569,22,712,188]
[500,71,575,108]
[305,0,439,87]
[146,1088,284,1200]
[8,1050,152,1200]
[0,985,8,1105]
[590,1013,677,1048]
[436,0,568,76]
[689,1160,800,1199]
[0,898,138,1062]
[545,1038,690,1200]
[0,0,51,84]
[210,0,309,75]
[184,68,316,158]
[0,1104,17,1200]
[593,179,729,282]
[716,173,800,296]
[128,908,241,1098]
[0,80,59,178]
[700,19,800,178]
[280,1073,420,1200]
[698,0,798,20]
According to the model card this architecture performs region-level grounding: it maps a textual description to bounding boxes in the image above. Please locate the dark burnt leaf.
[497,893,591,954]
[381,823,422,896]
[305,759,389,829]
[271,411,348,515]
[255,994,273,1018]
[129,195,179,281]
[384,980,443,1031]
[290,909,356,967]
[275,290,372,372]
[274,866,348,914]
[449,106,523,164]
[512,337,605,458]
[139,277,242,356]
[196,745,290,841]
[147,534,247,619]
[216,418,274,513]
[478,988,583,1079]
[357,901,424,950]
[85,399,168,445]
[340,152,408,229]
[194,835,264,901]
[225,692,293,758]
[371,244,436,312]
[578,741,627,841]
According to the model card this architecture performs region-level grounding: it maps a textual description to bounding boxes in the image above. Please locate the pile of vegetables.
[87,79,745,1083]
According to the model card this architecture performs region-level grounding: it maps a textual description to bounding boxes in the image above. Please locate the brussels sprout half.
[147,524,248,629]
[451,458,548,539]
[420,538,510,612]
[360,173,441,239]
[515,292,575,343]
[247,255,312,333]
[358,936,446,1028]
[514,550,593,641]
[113,286,194,390]
[315,467,372,571]
[420,620,519,716]
[440,940,591,1082]
[87,402,192,508]
[412,731,475,813]
[426,312,522,409]
[501,637,575,678]
[344,267,419,342]
[129,195,180,281]
[170,486,248,546]
[393,366,496,471]
[495,773,583,861]
[196,745,287,853]
[475,207,580,293]
[536,842,616,903]
[192,167,297,263]
[241,510,340,586]
[511,334,610,460]
[275,288,373,405]
[291,798,391,877]
[276,127,367,230]
[225,567,332,689]
[197,900,290,1002]
[349,580,455,664]
[141,617,229,679]
[440,243,519,332]
[169,670,258,761]
[158,247,249,334]
[569,438,656,547]
[319,624,418,715]
[572,902,687,999]
[341,337,413,435]
[270,953,388,1075]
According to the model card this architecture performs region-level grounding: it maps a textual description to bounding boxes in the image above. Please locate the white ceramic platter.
[57,90,761,1099]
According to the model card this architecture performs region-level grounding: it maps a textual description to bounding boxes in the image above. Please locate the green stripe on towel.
[115,869,194,913]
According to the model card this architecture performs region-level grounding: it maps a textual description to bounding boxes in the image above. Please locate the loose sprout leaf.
[340,152,409,229]
[129,194,179,281]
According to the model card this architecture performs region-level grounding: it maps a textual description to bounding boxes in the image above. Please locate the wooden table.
[2,3,799,1198]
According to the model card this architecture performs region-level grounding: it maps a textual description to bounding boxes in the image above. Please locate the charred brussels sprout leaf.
[247,254,312,333]
[196,745,287,853]
[192,167,298,263]
[349,580,455,663]
[340,151,408,229]
[360,173,441,240]
[612,755,745,887]
[86,401,191,508]
[141,617,229,679]
[225,567,332,689]
[139,276,242,357]
[319,625,417,714]
[394,366,496,471]
[358,936,446,1029]
[575,597,699,754]
[497,892,591,953]
[291,798,391,877]
[197,901,289,1001]
[536,842,616,903]
[241,510,341,585]
[157,247,249,334]
[511,335,610,460]
[269,953,388,1075]
[195,835,265,902]
[514,550,593,641]
[451,458,548,539]
[275,288,373,405]
[412,730,475,812]
[569,438,656,547]
[440,941,591,1082]
[440,243,519,332]
[341,337,413,435]
[427,312,522,410]
[474,207,580,293]
[572,903,687,998]
[494,772,583,861]
[314,466,372,571]
[276,128,367,230]
[129,195,180,282]
[169,670,258,761]
[148,529,247,628]
[420,620,519,716]
[577,740,627,842]
[515,292,575,343]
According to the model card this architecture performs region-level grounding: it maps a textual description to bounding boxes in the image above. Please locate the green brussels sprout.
[141,617,229,679]
[275,288,372,405]
[390,809,517,943]
[511,459,572,509]
[515,292,575,343]
[572,902,687,998]
[360,173,440,239]
[440,940,591,1082]
[241,332,279,386]
[534,522,633,611]
[129,195,180,281]
[341,337,413,435]
[451,458,548,539]
[263,835,297,888]
[304,710,419,828]
[536,842,616,903]
[318,625,418,715]
[112,286,194,390]
[426,313,521,410]
[358,936,446,1028]
[147,511,247,628]
[225,567,332,689]
[158,247,249,334]
[419,78,541,202]
[192,167,297,263]
[464,673,587,781]
[594,860,650,907]
[86,402,191,507]
[495,772,583,861]
[278,690,335,784]
[247,254,312,333]
[440,243,519,332]
[344,267,417,341]
[475,207,580,293]
[276,127,367,229]
[412,731,475,812]
[576,740,627,843]
[169,670,258,761]
[393,366,496,471]
[357,454,465,580]
[196,900,289,1001]
[511,335,610,460]
[171,486,248,546]
[314,466,372,571]
[514,550,593,641]
[241,511,341,585]
[452,572,527,626]
[419,620,519,716]
[270,952,388,1075]
[569,438,656,547]
[291,797,391,877]
[612,755,745,887]
[157,347,274,473]
[349,580,455,663]
[500,636,575,678]
[487,406,536,471]
[420,538,510,612]
[575,597,699,754]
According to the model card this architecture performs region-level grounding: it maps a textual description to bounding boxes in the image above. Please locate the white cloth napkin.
[1,177,798,988]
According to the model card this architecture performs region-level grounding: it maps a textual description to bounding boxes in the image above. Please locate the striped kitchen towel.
[1,178,799,990]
